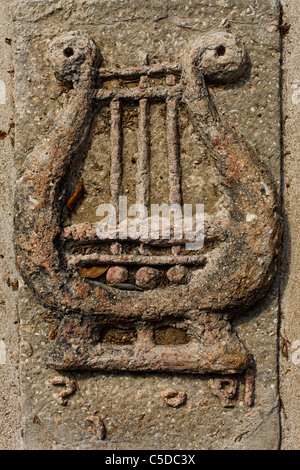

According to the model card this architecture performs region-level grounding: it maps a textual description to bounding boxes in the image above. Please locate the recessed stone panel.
[13,0,281,450]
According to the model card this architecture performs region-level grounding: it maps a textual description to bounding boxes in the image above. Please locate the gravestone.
[13,0,282,450]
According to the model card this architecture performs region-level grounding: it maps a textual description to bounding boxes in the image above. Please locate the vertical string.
[137,95,150,208]
[110,99,122,221]
[166,95,182,206]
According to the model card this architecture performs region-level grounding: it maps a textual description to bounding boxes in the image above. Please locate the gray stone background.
[0,0,299,450]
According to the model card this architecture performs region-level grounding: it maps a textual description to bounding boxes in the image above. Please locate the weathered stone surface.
[13,0,282,450]
[0,0,23,450]
[280,0,300,450]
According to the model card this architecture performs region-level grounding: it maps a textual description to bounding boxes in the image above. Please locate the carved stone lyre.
[14,32,280,389]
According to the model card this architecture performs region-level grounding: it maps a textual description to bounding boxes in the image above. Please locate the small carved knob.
[185,32,249,84]
[48,31,101,85]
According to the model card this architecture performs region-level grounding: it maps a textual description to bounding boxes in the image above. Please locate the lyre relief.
[14,31,280,382]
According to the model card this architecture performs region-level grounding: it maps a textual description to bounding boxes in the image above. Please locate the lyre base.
[45,314,251,374]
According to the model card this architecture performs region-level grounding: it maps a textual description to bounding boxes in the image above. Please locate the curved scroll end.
[181,32,280,313]
[183,32,250,84]
[48,31,102,87]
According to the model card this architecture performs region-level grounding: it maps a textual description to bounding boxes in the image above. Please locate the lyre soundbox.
[14,31,280,387]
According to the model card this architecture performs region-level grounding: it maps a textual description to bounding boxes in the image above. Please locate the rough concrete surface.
[280,0,300,450]
[0,0,23,450]
[0,0,298,450]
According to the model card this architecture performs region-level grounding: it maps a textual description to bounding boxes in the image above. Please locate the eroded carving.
[14,31,280,381]
[50,375,77,406]
[86,414,106,441]
[210,377,238,408]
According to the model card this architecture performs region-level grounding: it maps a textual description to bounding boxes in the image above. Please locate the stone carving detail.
[210,377,238,408]
[161,389,187,408]
[14,31,280,381]
[50,376,77,406]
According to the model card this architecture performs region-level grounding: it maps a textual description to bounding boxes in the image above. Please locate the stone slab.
[13,0,281,450]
